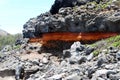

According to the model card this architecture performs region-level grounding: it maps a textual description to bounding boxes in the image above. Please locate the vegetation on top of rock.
[106,35,120,47]
[90,35,120,56]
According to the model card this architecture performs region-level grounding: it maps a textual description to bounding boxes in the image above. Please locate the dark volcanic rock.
[50,0,102,14]
[23,5,120,38]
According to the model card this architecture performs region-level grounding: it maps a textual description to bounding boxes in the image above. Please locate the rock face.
[23,0,120,38]
[50,0,101,14]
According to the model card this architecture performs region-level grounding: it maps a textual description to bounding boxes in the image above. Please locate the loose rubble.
[0,41,120,80]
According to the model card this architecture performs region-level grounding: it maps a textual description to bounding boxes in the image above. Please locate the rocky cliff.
[23,0,120,38]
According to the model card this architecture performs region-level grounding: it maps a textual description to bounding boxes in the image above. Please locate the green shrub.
[106,35,120,47]
[13,45,21,49]
[95,0,112,10]
[88,35,120,57]
[93,50,100,56]
[0,34,22,50]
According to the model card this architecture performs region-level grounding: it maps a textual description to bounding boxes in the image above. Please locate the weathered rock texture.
[23,0,120,38]
[50,0,102,14]
[1,42,120,80]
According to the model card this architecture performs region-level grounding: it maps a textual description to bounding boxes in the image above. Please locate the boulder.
[0,69,15,80]
[64,73,81,80]
[92,69,117,80]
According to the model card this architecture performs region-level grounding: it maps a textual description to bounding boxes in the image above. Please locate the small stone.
[97,77,105,80]
[97,58,104,68]
[87,3,95,9]
[109,73,120,80]
[105,64,114,69]
[109,46,118,53]
[63,50,71,58]
[70,41,82,52]
[78,56,87,64]
[76,45,85,52]
[116,51,120,61]
[106,70,116,78]
[48,73,65,80]
[92,69,116,79]
[39,63,43,67]
[32,59,40,65]
[69,57,78,64]
[109,46,114,50]
[64,73,80,80]
[60,60,67,67]
[87,53,94,61]
[87,68,96,79]
[85,47,94,55]
[42,56,48,64]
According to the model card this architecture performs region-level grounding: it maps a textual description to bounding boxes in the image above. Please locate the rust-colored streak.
[29,32,119,44]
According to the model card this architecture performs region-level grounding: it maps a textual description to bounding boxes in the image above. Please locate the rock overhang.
[22,0,120,43]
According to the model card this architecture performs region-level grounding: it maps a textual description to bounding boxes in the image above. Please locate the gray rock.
[87,3,96,9]
[15,64,24,80]
[64,73,81,80]
[70,42,85,56]
[78,56,87,64]
[42,56,49,64]
[23,9,120,38]
[69,56,78,64]
[39,62,43,67]
[60,60,68,67]
[0,68,15,80]
[116,51,120,61]
[87,53,94,61]
[48,73,65,80]
[70,41,82,52]
[109,73,120,80]
[97,58,104,68]
[97,77,106,80]
[32,59,40,65]
[63,49,71,58]
[87,67,96,79]
[92,69,117,80]
[85,47,94,55]
[109,46,118,53]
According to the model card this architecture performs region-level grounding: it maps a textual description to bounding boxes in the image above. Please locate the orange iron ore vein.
[29,32,119,44]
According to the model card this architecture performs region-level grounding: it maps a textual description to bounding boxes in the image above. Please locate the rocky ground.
[0,41,120,80]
